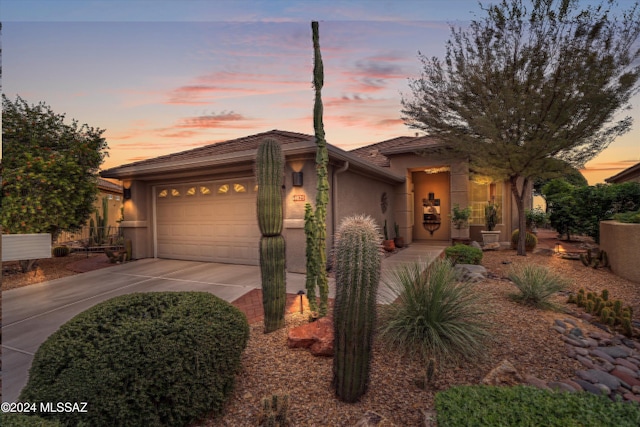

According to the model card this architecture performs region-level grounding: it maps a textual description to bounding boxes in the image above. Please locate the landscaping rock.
[598,346,631,359]
[569,327,584,338]
[623,393,640,404]
[454,264,487,283]
[615,358,640,372]
[593,383,611,396]
[576,355,596,369]
[482,242,500,251]
[561,379,583,392]
[610,368,640,388]
[576,369,623,391]
[524,375,551,390]
[574,379,606,395]
[470,241,482,249]
[554,319,567,329]
[353,411,396,427]
[574,347,589,357]
[611,364,638,379]
[481,359,523,386]
[590,349,616,364]
[287,317,334,357]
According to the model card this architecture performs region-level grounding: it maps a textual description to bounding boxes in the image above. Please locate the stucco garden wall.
[599,221,640,283]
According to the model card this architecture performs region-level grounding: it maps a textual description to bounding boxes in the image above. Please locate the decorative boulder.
[481,359,523,386]
[287,317,334,356]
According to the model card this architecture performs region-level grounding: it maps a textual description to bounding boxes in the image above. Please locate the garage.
[155,178,260,265]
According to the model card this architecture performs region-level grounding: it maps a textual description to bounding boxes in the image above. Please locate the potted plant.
[481,201,501,245]
[451,204,472,240]
[383,220,395,252]
[393,222,404,248]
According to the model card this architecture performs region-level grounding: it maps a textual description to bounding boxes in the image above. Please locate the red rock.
[561,379,584,392]
[610,368,640,387]
[287,317,334,357]
[614,358,640,372]
[525,375,551,390]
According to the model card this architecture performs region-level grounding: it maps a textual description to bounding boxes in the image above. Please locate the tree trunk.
[510,176,529,256]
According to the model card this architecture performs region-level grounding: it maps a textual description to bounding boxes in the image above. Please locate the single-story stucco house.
[101,129,530,273]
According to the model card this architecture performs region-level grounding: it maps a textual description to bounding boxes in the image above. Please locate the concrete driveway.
[1,258,307,403]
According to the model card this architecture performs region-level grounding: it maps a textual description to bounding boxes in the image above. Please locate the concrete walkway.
[1,243,444,403]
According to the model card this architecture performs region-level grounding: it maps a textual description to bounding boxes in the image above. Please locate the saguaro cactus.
[256,138,286,333]
[304,20,330,317]
[332,215,382,403]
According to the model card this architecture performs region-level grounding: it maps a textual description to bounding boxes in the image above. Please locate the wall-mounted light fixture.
[123,186,132,200]
[292,172,304,187]
[428,192,435,201]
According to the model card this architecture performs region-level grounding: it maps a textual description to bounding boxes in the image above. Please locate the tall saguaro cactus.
[332,215,382,403]
[256,138,286,333]
[304,20,330,317]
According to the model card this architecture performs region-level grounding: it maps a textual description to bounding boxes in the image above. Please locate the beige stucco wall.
[600,221,640,283]
[120,180,152,259]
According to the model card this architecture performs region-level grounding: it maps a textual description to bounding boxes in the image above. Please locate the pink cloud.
[175,111,256,129]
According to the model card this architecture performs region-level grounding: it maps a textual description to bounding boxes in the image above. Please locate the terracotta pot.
[394,237,405,248]
[383,239,395,252]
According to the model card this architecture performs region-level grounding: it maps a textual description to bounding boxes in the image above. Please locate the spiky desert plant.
[508,264,569,310]
[256,138,286,333]
[303,20,330,318]
[378,258,489,364]
[303,204,319,315]
[259,392,289,427]
[332,215,382,403]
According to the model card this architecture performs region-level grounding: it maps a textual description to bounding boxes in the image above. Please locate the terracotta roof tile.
[349,135,444,167]
[106,129,314,171]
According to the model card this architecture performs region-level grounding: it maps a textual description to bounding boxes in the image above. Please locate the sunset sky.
[3,0,639,184]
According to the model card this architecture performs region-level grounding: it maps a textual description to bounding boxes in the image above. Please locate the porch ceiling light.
[423,166,450,174]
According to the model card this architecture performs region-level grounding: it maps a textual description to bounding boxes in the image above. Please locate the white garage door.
[155,179,260,265]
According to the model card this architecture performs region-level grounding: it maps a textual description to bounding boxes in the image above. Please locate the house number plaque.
[293,195,306,202]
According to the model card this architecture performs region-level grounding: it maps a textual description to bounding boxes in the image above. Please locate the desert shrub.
[20,292,250,427]
[510,230,537,251]
[614,209,640,223]
[508,264,569,310]
[0,413,61,427]
[444,244,483,265]
[436,385,640,426]
[378,259,489,363]
[51,245,70,257]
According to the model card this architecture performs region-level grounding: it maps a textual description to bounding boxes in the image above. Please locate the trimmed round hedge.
[20,292,250,427]
[510,230,538,251]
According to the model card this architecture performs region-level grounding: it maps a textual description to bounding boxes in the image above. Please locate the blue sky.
[2,0,639,183]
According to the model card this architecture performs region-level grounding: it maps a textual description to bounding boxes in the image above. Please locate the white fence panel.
[2,234,52,262]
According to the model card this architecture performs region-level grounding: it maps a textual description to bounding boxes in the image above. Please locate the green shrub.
[20,292,250,427]
[444,244,483,265]
[436,385,640,426]
[51,245,70,257]
[614,209,640,223]
[378,259,489,363]
[510,230,538,251]
[0,413,61,427]
[508,264,569,310]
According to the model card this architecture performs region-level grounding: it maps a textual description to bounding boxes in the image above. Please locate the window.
[171,188,180,197]
[200,186,211,195]
[186,187,196,196]
[115,195,121,201]
[469,180,503,226]
[217,184,229,194]
[108,194,113,200]
[158,189,168,198]
[233,183,246,193]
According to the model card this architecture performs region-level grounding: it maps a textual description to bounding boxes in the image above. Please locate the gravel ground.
[200,249,639,427]
[2,247,638,426]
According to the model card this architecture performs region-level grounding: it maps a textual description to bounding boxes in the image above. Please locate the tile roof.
[105,129,314,171]
[97,177,122,193]
[349,135,444,167]
[605,162,640,183]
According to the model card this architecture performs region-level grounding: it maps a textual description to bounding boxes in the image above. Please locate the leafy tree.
[402,0,640,255]
[2,95,108,271]
[532,161,587,200]
[542,179,581,240]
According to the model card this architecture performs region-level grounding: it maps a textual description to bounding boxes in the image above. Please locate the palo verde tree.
[304,21,330,317]
[401,0,640,255]
[2,95,108,270]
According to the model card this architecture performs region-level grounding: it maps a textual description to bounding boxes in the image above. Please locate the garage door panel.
[156,180,259,265]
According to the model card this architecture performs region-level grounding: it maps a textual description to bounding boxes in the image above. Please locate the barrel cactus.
[256,138,286,333]
[332,215,382,402]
